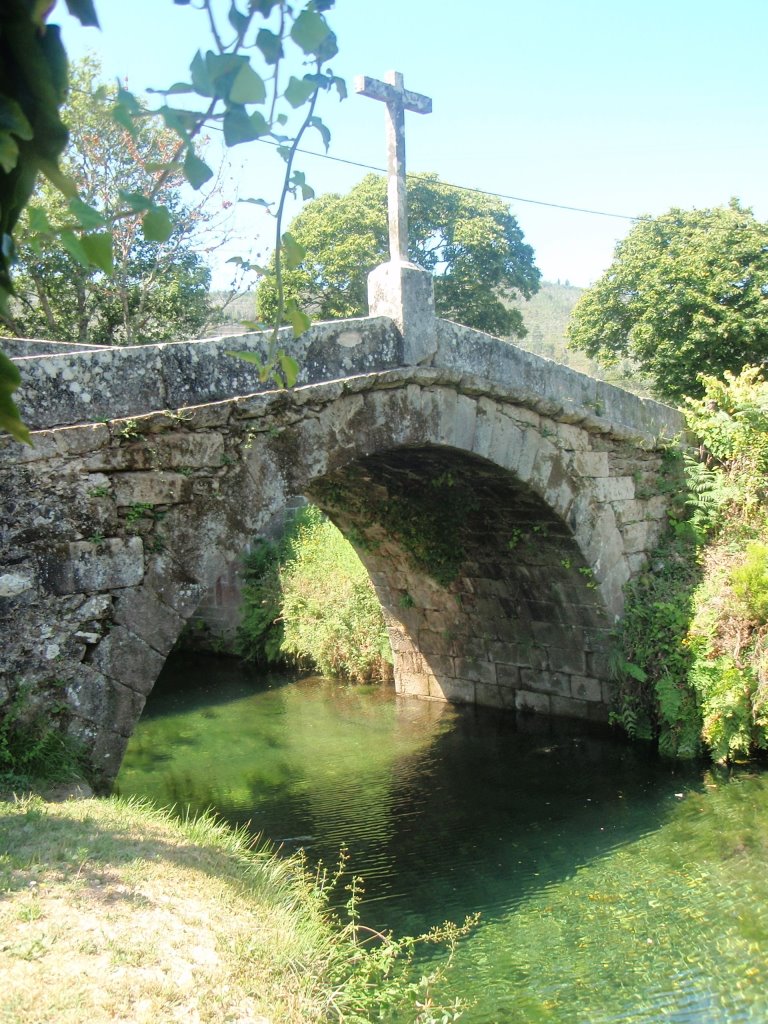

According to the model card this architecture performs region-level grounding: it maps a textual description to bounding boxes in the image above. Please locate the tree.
[0,1,344,439]
[567,200,768,404]
[257,172,541,337]
[2,59,216,345]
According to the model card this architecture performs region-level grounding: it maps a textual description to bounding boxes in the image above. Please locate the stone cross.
[354,70,432,262]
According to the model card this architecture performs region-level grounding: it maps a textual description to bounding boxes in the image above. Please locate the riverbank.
[1,792,467,1024]
[1,794,350,1022]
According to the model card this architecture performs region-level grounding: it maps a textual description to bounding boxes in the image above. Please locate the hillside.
[210,281,653,396]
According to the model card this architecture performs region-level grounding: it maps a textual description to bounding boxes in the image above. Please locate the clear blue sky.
[61,0,768,290]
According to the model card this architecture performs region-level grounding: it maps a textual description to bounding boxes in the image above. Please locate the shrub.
[237,505,392,683]
[279,506,392,682]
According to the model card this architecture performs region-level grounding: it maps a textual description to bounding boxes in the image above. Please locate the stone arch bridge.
[1,288,684,788]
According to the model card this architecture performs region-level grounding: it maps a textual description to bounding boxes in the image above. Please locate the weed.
[117,418,140,441]
[88,485,109,498]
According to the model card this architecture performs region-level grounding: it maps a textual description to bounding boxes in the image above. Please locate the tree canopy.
[257,172,541,337]
[567,200,768,404]
[2,59,215,345]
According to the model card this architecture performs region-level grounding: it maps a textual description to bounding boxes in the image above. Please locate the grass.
[0,795,351,1024]
[0,793,471,1024]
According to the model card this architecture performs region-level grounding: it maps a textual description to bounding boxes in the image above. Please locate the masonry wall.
[0,360,683,787]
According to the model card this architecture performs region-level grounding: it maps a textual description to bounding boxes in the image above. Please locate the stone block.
[551,695,591,720]
[367,260,437,365]
[113,472,191,507]
[588,651,613,679]
[520,669,570,696]
[549,647,587,675]
[622,520,651,554]
[474,682,511,709]
[90,625,165,695]
[496,663,521,687]
[113,587,186,656]
[396,672,431,697]
[54,423,110,455]
[454,657,496,685]
[570,675,603,702]
[422,653,456,678]
[515,690,551,714]
[430,676,475,704]
[574,451,609,477]
[555,422,588,451]
[593,476,635,502]
[42,537,144,595]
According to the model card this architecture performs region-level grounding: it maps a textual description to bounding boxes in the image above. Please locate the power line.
[243,134,638,222]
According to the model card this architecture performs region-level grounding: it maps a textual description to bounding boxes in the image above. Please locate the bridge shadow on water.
[116,652,704,937]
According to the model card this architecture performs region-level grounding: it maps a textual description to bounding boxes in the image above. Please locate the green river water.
[117,652,768,1023]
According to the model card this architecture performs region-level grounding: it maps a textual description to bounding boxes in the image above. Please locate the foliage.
[0,796,472,1022]
[2,59,215,344]
[279,506,392,682]
[257,172,541,336]
[0,681,86,788]
[568,201,768,403]
[0,1,344,438]
[613,367,768,762]
[610,526,703,758]
[237,505,392,683]
[235,513,303,665]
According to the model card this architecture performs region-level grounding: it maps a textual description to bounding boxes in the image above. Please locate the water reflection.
[118,653,768,1023]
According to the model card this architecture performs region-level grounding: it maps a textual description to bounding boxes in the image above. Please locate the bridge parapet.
[9,313,685,446]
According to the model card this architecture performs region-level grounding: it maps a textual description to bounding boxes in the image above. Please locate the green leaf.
[118,190,153,213]
[279,349,301,384]
[239,197,272,208]
[142,207,174,243]
[0,98,33,141]
[228,2,249,33]
[623,661,648,683]
[282,232,306,270]
[251,0,280,14]
[229,62,266,105]
[226,349,267,368]
[0,132,19,175]
[256,28,283,65]
[184,151,214,190]
[290,171,314,201]
[59,230,90,268]
[112,87,141,138]
[64,0,100,27]
[159,106,200,137]
[285,299,310,338]
[146,82,195,96]
[68,197,107,229]
[308,115,331,151]
[0,351,30,445]
[223,107,269,146]
[190,51,214,97]
[28,207,53,234]
[290,10,331,55]
[284,76,318,109]
[81,233,114,274]
[331,75,347,100]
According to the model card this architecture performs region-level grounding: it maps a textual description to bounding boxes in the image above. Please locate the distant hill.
[509,282,653,396]
[210,281,653,396]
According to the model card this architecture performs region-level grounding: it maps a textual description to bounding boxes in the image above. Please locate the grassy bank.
[0,795,467,1024]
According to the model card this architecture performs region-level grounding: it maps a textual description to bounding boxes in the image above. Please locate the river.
[116,652,768,1023]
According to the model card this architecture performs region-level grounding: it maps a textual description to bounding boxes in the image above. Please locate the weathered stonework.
[1,341,685,789]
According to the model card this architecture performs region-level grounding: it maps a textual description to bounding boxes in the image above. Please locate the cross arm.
[354,75,432,115]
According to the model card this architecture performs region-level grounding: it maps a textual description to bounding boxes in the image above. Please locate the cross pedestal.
[355,70,437,365]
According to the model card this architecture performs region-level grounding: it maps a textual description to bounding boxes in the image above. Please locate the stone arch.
[1,373,673,787]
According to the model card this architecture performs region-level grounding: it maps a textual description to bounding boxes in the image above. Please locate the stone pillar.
[367,260,438,366]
